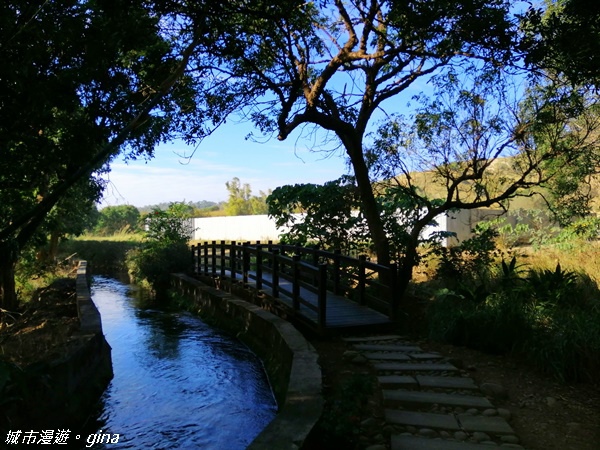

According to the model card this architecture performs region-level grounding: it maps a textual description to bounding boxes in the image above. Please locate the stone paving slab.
[375,362,459,372]
[354,343,422,352]
[385,410,460,430]
[392,435,510,450]
[409,352,444,360]
[383,390,493,408]
[363,352,412,361]
[378,375,419,388]
[416,375,478,390]
[458,414,515,435]
[343,335,404,343]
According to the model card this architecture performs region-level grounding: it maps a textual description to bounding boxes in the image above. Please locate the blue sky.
[99,120,350,207]
[99,66,434,208]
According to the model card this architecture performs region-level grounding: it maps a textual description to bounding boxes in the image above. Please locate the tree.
[366,69,600,296]
[127,202,193,296]
[267,178,367,251]
[522,0,600,86]
[180,0,521,267]
[95,205,141,236]
[0,0,205,311]
[271,68,600,300]
[223,177,270,215]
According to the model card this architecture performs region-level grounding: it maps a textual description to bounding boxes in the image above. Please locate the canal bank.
[0,261,113,436]
[171,273,323,450]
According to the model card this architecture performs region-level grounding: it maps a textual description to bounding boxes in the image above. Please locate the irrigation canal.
[87,276,277,449]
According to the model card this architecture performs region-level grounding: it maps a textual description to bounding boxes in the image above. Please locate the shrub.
[126,203,193,298]
[427,253,600,382]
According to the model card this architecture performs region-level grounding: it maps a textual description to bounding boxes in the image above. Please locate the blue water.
[87,276,277,449]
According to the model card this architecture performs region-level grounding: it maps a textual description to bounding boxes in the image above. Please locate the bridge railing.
[190,241,399,325]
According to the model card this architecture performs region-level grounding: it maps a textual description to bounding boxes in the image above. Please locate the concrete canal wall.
[171,273,323,450]
[1,262,113,431]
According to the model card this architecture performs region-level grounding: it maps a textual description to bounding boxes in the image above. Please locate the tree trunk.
[343,138,391,268]
[396,237,420,302]
[0,242,19,313]
[48,230,60,263]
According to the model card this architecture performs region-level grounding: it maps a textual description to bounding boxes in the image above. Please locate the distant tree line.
[86,178,270,236]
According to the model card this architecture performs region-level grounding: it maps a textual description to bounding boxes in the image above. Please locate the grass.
[422,235,600,383]
[73,231,145,242]
[59,235,143,274]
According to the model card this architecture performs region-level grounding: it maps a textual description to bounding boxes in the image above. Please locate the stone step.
[383,390,493,409]
[392,435,517,450]
[416,375,478,390]
[364,352,412,361]
[343,335,405,343]
[375,362,459,372]
[354,343,422,352]
[378,375,419,389]
[457,414,515,435]
[378,375,479,391]
[409,352,444,360]
[385,410,460,430]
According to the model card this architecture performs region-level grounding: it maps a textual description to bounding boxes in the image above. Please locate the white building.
[192,209,512,246]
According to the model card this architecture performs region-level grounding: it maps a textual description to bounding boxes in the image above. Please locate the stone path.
[343,335,525,450]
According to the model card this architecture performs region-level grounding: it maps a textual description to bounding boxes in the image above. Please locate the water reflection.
[87,276,277,449]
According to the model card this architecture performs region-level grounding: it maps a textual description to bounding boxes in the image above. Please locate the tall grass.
[424,232,600,383]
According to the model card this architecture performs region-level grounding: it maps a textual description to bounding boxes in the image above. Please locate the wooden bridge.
[190,241,401,334]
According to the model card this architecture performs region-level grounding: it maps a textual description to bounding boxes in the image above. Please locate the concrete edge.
[171,273,323,450]
[76,261,103,335]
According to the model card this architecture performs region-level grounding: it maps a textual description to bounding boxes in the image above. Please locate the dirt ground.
[2,280,599,450]
[0,278,80,367]
[312,335,600,450]
[420,339,600,450]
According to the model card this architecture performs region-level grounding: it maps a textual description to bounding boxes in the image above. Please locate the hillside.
[389,156,600,214]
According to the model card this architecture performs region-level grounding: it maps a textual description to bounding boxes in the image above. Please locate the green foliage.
[428,241,600,382]
[95,205,141,236]
[59,239,142,274]
[127,202,193,297]
[223,177,270,216]
[143,203,193,243]
[268,179,449,263]
[433,224,501,288]
[0,0,201,309]
[429,289,533,354]
[521,0,600,86]
[483,211,600,251]
[267,178,368,252]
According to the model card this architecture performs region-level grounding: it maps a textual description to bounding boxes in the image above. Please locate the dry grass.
[514,241,600,281]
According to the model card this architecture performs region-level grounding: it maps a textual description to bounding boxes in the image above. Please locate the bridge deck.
[226,270,393,332]
[192,242,397,334]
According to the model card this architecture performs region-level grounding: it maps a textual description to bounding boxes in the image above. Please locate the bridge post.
[256,244,263,290]
[389,263,399,321]
[358,255,367,305]
[191,244,197,274]
[318,263,327,330]
[230,240,237,280]
[267,241,273,270]
[272,249,280,298]
[292,255,301,311]
[333,249,341,295]
[242,242,250,285]
[203,241,209,274]
[311,245,319,286]
[211,241,217,276]
[220,241,226,278]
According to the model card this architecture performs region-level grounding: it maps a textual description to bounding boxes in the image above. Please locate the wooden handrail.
[190,240,399,322]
